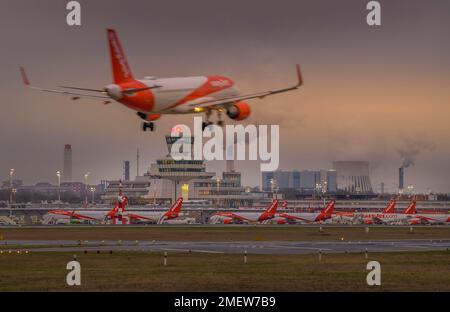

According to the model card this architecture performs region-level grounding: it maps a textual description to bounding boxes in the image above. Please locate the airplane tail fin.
[169,197,183,215]
[404,200,417,214]
[265,199,278,215]
[159,197,183,224]
[383,198,396,213]
[107,28,134,84]
[323,200,335,214]
[106,203,119,218]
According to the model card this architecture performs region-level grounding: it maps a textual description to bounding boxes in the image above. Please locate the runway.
[2,239,450,254]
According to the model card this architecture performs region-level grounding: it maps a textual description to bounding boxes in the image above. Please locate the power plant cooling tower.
[332,161,373,194]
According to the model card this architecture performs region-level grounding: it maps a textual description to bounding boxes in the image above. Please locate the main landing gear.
[137,112,156,132]
[201,121,214,131]
[142,121,155,132]
[202,110,224,131]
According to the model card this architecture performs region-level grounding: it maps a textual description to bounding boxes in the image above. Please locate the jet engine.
[226,101,251,120]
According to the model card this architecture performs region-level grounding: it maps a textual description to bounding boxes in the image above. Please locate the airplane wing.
[19,67,111,101]
[277,213,310,223]
[187,64,303,109]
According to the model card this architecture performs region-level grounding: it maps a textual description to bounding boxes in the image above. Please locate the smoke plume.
[398,138,436,168]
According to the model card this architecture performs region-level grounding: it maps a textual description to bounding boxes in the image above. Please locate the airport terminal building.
[103,135,265,206]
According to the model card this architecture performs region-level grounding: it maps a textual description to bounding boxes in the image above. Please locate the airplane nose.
[105,84,123,100]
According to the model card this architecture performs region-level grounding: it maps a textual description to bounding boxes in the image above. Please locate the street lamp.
[84,172,90,206]
[9,169,15,205]
[90,186,96,204]
[11,188,17,204]
[214,176,221,207]
[270,178,278,199]
[56,171,61,203]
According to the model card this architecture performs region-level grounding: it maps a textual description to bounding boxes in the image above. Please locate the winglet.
[296,64,303,87]
[19,66,30,86]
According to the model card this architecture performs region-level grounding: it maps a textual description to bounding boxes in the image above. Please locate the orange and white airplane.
[20,29,303,132]
[121,197,184,224]
[354,200,417,225]
[209,200,278,224]
[333,198,397,224]
[44,190,128,225]
[274,200,335,224]
[406,209,450,225]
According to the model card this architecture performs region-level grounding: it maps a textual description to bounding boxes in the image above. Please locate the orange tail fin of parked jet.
[258,199,279,222]
[383,198,397,213]
[404,200,417,214]
[316,200,336,221]
[162,197,184,219]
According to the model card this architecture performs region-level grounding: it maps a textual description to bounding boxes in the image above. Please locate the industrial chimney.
[63,144,72,182]
[398,167,404,192]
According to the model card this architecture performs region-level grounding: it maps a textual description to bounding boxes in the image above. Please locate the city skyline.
[1,0,449,193]
[0,144,437,195]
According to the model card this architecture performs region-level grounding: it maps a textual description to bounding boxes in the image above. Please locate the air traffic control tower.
[149,134,213,202]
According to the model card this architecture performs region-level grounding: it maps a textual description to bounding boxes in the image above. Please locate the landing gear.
[202,121,213,131]
[138,112,156,132]
[201,109,225,130]
[202,109,214,131]
[142,121,155,132]
[217,110,224,127]
[137,112,147,120]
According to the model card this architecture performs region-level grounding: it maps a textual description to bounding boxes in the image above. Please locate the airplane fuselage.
[411,213,450,224]
[210,212,271,224]
[275,212,329,224]
[105,76,239,115]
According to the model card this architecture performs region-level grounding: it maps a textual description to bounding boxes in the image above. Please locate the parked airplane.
[274,200,335,224]
[44,191,129,225]
[122,197,184,224]
[44,206,113,225]
[333,198,397,223]
[407,208,450,225]
[354,200,416,225]
[209,200,278,224]
[20,29,302,132]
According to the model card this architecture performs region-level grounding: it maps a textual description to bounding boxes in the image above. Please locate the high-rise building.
[123,161,130,181]
[262,169,337,193]
[63,144,72,182]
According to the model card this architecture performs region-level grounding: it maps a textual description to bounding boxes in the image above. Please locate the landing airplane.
[209,200,278,224]
[274,200,335,224]
[20,29,303,132]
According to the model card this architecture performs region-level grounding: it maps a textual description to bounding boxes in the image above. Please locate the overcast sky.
[1,0,449,193]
